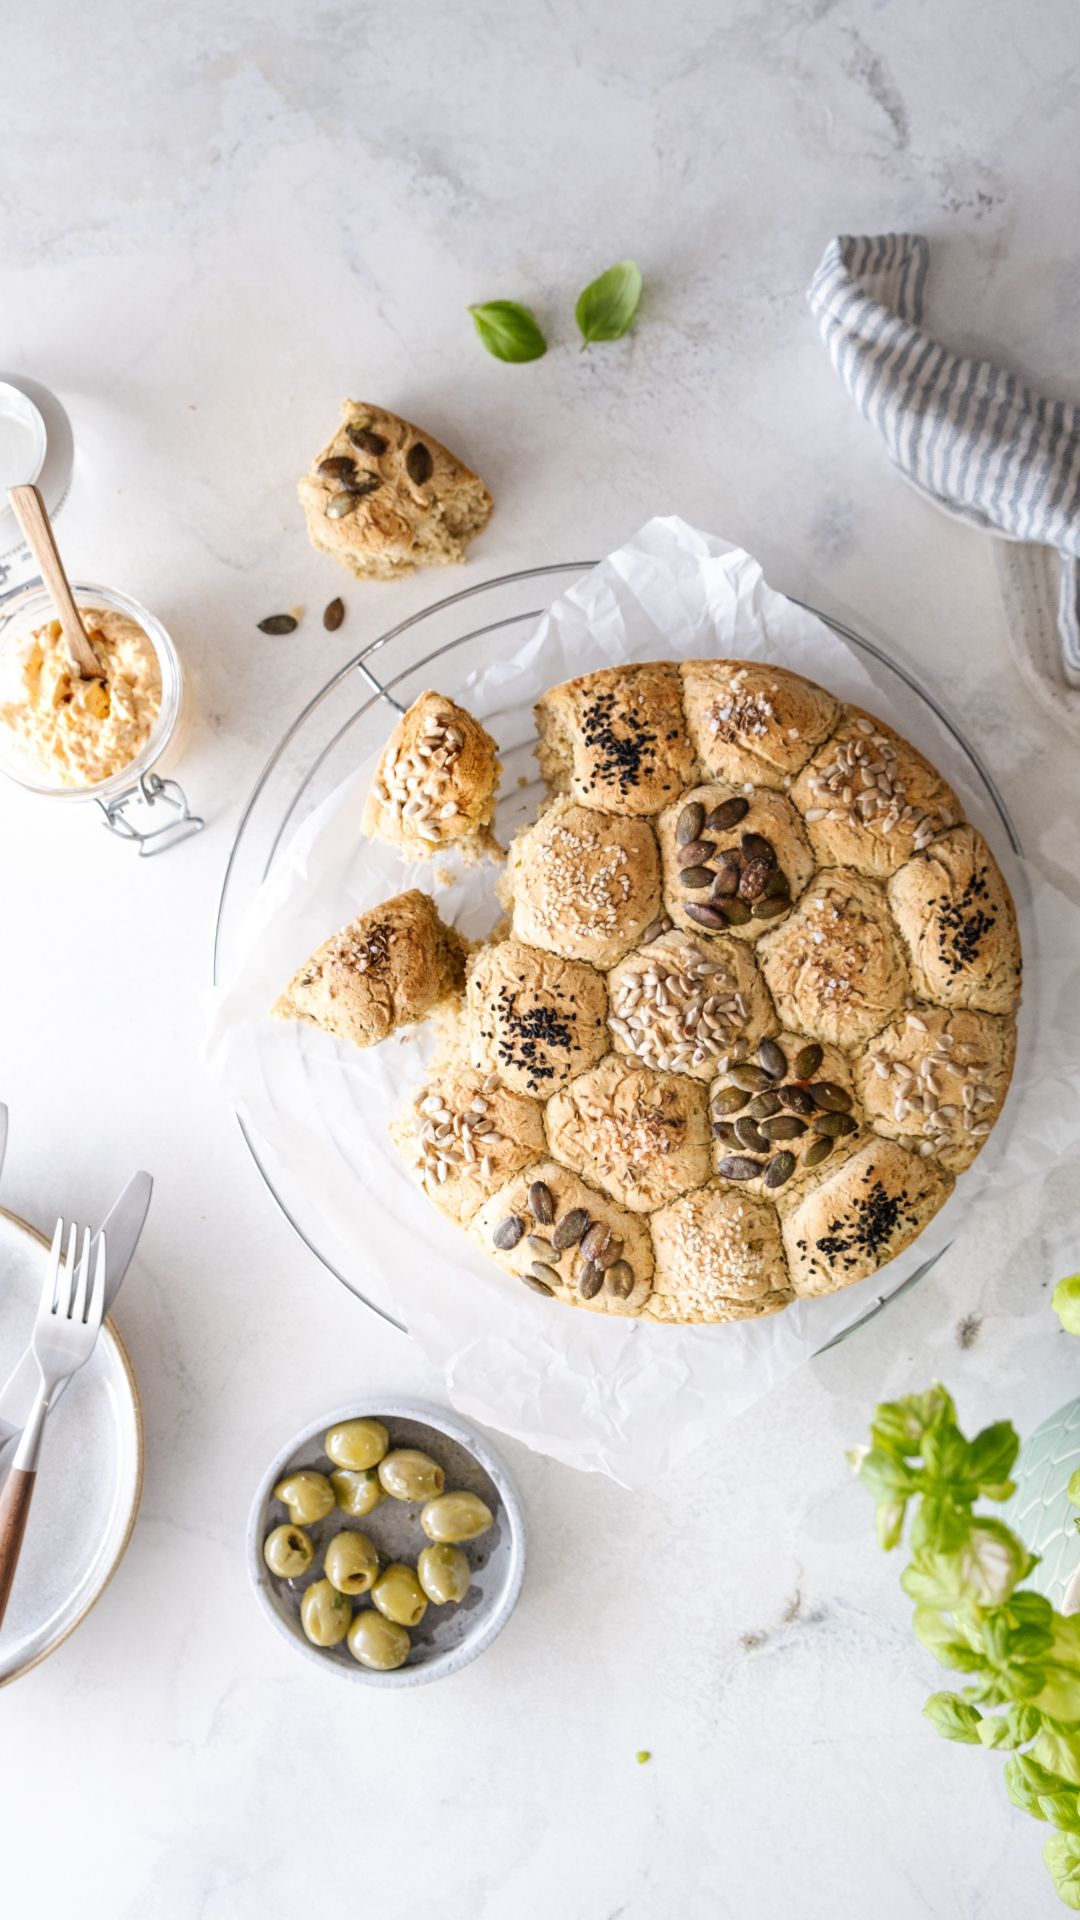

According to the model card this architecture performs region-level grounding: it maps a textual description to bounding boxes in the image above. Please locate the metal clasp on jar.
[97,770,204,856]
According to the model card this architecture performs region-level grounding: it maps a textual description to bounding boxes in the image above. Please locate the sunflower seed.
[523,1272,554,1296]
[346,424,388,455]
[759,1114,807,1141]
[735,1117,769,1152]
[323,597,345,632]
[578,1262,604,1300]
[718,1154,765,1181]
[529,1181,555,1224]
[406,442,434,485]
[256,613,298,635]
[810,1082,853,1113]
[678,866,715,890]
[803,1136,834,1168]
[677,839,716,868]
[552,1207,590,1250]
[527,1236,560,1265]
[706,796,750,831]
[813,1110,857,1137]
[606,1260,635,1300]
[712,1085,750,1116]
[685,903,728,930]
[318,455,358,482]
[758,1038,788,1079]
[793,1043,824,1080]
[764,1151,796,1189]
[493,1215,524,1251]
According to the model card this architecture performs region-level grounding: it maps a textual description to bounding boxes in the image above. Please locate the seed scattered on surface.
[676,802,706,845]
[759,1038,787,1079]
[493,1215,524,1251]
[793,1043,824,1080]
[606,1260,635,1299]
[523,1272,554,1296]
[685,903,727,930]
[713,1085,750,1116]
[760,1114,807,1141]
[810,1081,853,1113]
[323,597,345,632]
[813,1110,857,1137]
[529,1181,555,1224]
[719,1154,765,1181]
[318,455,358,482]
[406,441,434,485]
[552,1208,589,1250]
[257,613,298,635]
[707,796,750,831]
[346,424,389,455]
[764,1151,796,1189]
[527,1236,560,1265]
[578,1262,604,1300]
[803,1135,834,1168]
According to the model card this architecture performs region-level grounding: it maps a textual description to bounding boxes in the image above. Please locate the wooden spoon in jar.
[7,484,105,680]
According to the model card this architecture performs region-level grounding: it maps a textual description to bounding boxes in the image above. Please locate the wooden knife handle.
[0,1467,37,1629]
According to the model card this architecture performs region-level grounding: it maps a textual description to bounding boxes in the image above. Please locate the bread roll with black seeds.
[887,824,1021,1014]
[466,941,609,1097]
[781,1137,953,1297]
[535,662,699,816]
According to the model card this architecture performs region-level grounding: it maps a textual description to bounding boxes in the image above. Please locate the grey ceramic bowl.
[247,1398,526,1687]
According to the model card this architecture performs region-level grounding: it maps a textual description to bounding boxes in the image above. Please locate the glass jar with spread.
[0,580,202,853]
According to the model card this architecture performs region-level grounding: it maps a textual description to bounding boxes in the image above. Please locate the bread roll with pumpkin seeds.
[299,401,492,580]
[534,661,699,816]
[656,783,815,943]
[887,824,1021,1015]
[362,691,502,861]
[709,1031,865,1201]
[273,890,465,1049]
[470,1161,654,1314]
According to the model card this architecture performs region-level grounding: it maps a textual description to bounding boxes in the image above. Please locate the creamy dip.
[0,609,162,787]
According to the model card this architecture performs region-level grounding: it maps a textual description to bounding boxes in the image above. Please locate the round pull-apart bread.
[381,660,1020,1325]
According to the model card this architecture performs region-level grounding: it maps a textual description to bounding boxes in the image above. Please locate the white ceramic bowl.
[247,1399,526,1687]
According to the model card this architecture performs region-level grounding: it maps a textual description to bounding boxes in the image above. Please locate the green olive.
[263,1524,314,1579]
[324,1418,389,1471]
[299,1577,352,1648]
[420,1490,494,1544]
[377,1449,445,1503]
[324,1530,379,1595]
[274,1469,335,1526]
[372,1561,428,1627]
[331,1467,385,1518]
[347,1610,411,1672]
[417,1543,471,1605]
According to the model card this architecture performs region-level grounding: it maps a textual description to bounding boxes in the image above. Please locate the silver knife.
[0,1169,152,1445]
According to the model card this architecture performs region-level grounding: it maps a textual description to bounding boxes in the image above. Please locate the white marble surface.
[2,3,1079,1914]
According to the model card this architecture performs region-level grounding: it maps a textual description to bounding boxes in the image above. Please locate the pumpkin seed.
[676,801,705,845]
[317,455,358,482]
[753,895,790,919]
[813,1110,857,1138]
[712,1085,750,1116]
[810,1081,853,1113]
[523,1272,554,1296]
[739,857,771,902]
[741,831,776,866]
[256,613,298,635]
[735,1117,769,1152]
[406,441,434,485]
[764,1151,797,1189]
[323,597,345,632]
[578,1262,604,1300]
[526,1236,559,1264]
[803,1135,834,1168]
[793,1043,823,1080]
[711,1121,738,1145]
[759,1114,807,1141]
[552,1207,589,1250]
[581,1220,612,1262]
[721,897,753,926]
[593,1233,624,1272]
[606,1260,635,1300]
[326,490,360,519]
[529,1180,555,1224]
[685,903,727,930]
[678,865,715,890]
[493,1215,524,1251]
[711,862,740,898]
[346,424,388,455]
[729,1064,770,1092]
[758,1038,787,1080]
[718,1154,765,1181]
[677,839,716,868]
[779,1084,816,1115]
[764,867,791,899]
[748,1090,783,1120]
[706,796,750,831]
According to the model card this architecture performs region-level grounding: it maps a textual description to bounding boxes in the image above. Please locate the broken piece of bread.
[298,402,493,580]
[272,889,466,1048]
[362,691,502,861]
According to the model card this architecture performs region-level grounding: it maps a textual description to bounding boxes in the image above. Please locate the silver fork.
[0,1220,106,1629]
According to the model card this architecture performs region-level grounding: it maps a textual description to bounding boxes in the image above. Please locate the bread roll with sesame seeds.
[758,868,910,1047]
[507,797,663,968]
[790,707,961,879]
[362,690,502,862]
[781,1136,953,1297]
[647,1183,793,1322]
[272,890,465,1048]
[887,824,1021,1014]
[535,661,699,816]
[680,660,839,790]
[545,1053,713,1212]
[466,941,610,1096]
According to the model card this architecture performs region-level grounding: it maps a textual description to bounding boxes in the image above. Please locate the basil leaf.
[1044,1831,1080,1909]
[468,301,547,364]
[1036,1725,1080,1786]
[876,1497,907,1552]
[903,1522,1034,1609]
[871,1386,956,1455]
[925,1691,982,1742]
[966,1421,1020,1493]
[978,1704,1041,1749]
[575,260,642,348]
[912,1605,987,1672]
[1053,1276,1080,1335]
[858,1447,920,1501]
[1068,1469,1080,1507]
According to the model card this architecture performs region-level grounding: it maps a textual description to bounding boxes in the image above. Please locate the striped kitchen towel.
[807,233,1080,671]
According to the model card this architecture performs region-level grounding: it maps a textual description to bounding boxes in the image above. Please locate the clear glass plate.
[214,562,1023,1341]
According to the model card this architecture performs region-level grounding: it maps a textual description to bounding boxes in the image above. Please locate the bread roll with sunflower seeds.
[362,690,502,861]
[790,708,961,879]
